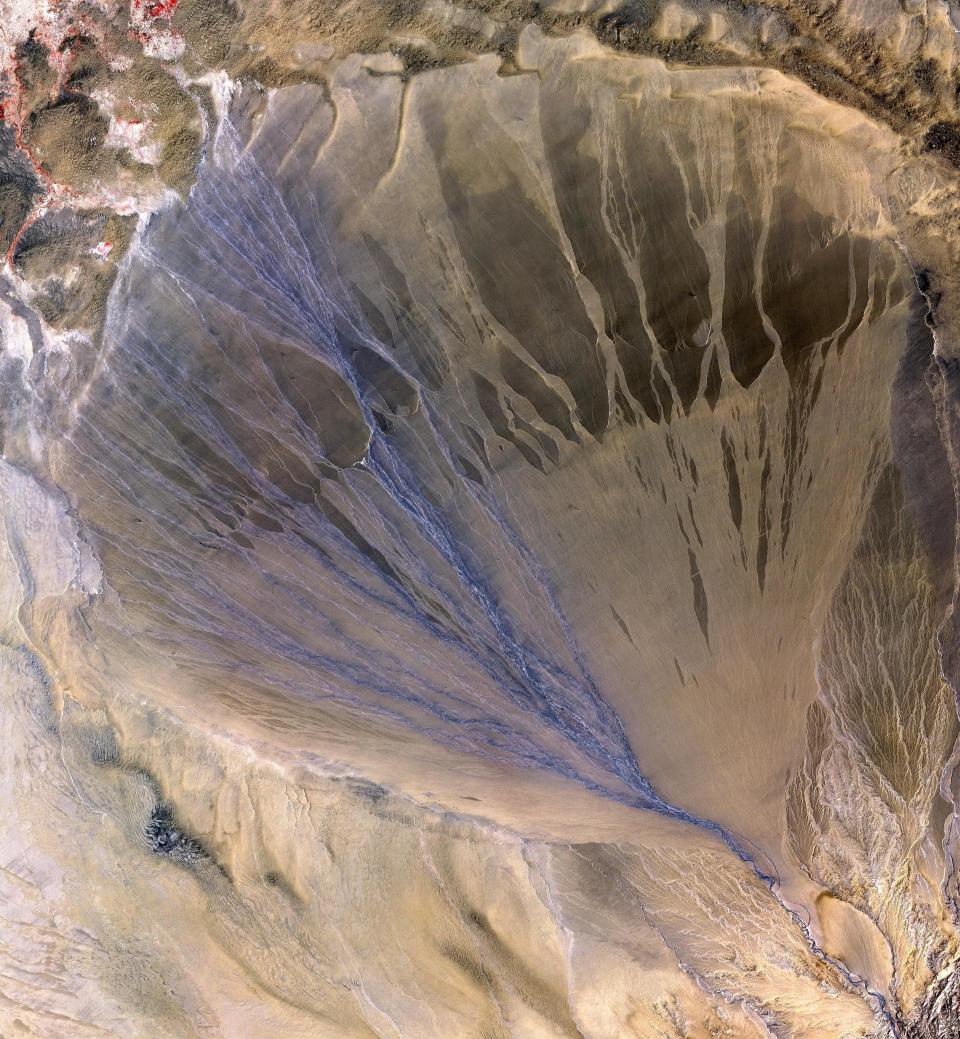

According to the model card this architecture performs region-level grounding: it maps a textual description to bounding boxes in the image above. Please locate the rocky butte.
[2,0,960,1036]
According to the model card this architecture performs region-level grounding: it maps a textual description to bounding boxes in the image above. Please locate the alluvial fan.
[3,1,960,1036]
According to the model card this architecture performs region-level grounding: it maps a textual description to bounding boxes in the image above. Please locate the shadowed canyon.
[3,1,960,1036]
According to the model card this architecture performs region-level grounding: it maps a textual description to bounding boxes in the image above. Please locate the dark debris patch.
[923,121,960,167]
[145,802,207,863]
